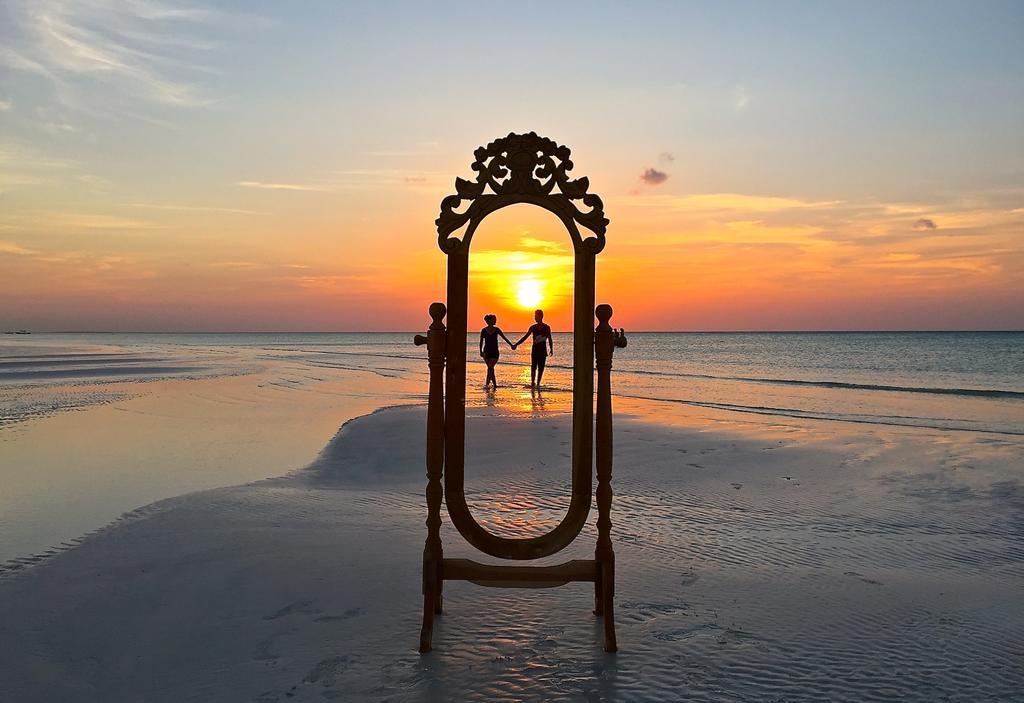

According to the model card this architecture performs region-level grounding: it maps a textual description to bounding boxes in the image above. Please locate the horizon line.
[16,329,1024,335]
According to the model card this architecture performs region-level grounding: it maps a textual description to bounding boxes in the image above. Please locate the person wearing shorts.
[513,309,554,388]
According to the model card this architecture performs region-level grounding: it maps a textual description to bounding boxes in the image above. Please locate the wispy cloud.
[627,193,841,213]
[237,181,331,192]
[0,0,253,121]
[368,141,442,157]
[608,188,1024,306]
[236,169,447,193]
[330,169,447,189]
[207,260,262,269]
[123,202,263,215]
[0,240,37,256]
[0,172,48,192]
[0,141,92,193]
[5,210,159,231]
[0,142,79,171]
[733,84,751,110]
[520,237,567,253]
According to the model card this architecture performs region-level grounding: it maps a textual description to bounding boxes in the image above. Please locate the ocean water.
[2,331,1022,434]
[1,331,1021,563]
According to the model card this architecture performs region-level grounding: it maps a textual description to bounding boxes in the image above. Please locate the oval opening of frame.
[442,199,598,560]
[462,206,576,535]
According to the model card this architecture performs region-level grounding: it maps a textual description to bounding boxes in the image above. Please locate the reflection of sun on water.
[471,483,569,538]
[515,278,543,309]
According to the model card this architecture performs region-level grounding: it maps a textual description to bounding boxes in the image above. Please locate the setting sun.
[515,279,544,309]
[466,213,575,325]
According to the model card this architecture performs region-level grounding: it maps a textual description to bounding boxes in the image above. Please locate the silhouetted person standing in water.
[479,314,514,389]
[513,309,554,388]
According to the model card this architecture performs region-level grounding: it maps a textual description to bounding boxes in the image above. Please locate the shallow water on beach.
[5,330,1019,429]
[1,331,1021,563]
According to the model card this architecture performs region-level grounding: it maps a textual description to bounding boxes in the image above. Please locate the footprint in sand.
[731,483,743,490]
[314,606,365,622]
[263,599,316,620]
[844,570,884,586]
[303,655,351,686]
[252,637,281,662]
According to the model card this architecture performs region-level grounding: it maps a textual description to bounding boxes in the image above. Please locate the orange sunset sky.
[1,2,1022,332]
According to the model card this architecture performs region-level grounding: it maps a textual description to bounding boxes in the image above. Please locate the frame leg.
[435,571,443,614]
[601,559,617,652]
[594,568,603,616]
[419,559,438,653]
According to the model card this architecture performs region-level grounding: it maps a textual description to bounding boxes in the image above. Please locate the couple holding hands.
[479,309,553,390]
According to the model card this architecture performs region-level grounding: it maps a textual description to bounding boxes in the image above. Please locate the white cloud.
[123,202,263,215]
[5,210,159,231]
[0,240,37,255]
[237,181,331,192]
[0,141,90,192]
[236,170,447,193]
[368,141,442,157]
[733,85,751,110]
[625,193,842,213]
[0,0,257,120]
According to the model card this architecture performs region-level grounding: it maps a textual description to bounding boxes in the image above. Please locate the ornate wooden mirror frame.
[414,132,627,653]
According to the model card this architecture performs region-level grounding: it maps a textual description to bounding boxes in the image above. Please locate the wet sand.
[2,402,1022,702]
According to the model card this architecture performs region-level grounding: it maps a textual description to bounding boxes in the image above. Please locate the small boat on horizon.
[14,330,31,335]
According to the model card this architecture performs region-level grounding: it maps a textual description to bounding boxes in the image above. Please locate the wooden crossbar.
[442,558,597,589]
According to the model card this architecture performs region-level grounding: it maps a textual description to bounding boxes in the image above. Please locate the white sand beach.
[2,396,1022,702]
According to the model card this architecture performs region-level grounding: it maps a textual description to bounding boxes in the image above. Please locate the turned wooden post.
[415,301,447,653]
[594,303,626,652]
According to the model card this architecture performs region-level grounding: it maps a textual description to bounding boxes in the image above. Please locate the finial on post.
[595,304,627,349]
[428,302,447,329]
[415,302,448,346]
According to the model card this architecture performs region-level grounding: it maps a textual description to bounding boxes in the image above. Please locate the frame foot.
[419,587,435,653]
[419,558,440,653]
[601,560,617,652]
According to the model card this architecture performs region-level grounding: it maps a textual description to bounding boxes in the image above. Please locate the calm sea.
[3,331,1022,435]
[1,331,1022,563]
